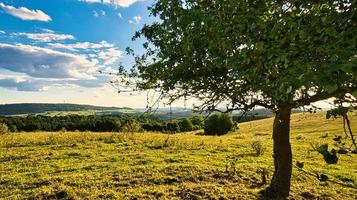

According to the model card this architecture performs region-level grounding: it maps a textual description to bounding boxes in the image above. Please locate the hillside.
[0,112,356,199]
[0,103,133,116]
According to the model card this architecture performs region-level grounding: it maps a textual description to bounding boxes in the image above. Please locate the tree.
[204,113,233,135]
[124,1,357,198]
[179,118,194,132]
[166,121,180,133]
[191,116,204,129]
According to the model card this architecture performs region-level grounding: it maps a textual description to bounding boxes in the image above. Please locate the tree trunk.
[269,103,292,199]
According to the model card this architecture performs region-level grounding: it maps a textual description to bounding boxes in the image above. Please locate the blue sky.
[0,0,156,107]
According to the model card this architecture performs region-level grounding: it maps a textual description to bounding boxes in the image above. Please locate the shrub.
[204,113,233,135]
[178,118,194,132]
[0,123,9,135]
[251,138,266,156]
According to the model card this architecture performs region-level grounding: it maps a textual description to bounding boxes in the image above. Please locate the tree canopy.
[127,0,356,111]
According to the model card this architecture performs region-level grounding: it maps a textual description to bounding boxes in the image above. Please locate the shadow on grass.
[257,186,280,200]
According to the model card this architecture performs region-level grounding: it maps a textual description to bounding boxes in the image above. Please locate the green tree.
[125,1,357,198]
[204,113,233,135]
[191,116,204,129]
[179,118,194,132]
[166,121,180,133]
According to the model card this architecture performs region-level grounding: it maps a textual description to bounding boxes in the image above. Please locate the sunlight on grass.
[1,112,356,199]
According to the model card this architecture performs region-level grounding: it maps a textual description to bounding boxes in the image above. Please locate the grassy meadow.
[0,112,356,199]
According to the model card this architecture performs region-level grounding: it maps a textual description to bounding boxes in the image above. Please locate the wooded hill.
[0,103,133,116]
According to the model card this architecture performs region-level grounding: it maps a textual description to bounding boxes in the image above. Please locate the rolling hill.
[0,103,133,116]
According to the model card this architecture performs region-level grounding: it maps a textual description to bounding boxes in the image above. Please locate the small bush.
[0,123,9,135]
[251,138,265,156]
[204,113,233,135]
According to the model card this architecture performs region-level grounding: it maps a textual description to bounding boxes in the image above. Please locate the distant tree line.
[0,103,131,116]
[0,113,268,134]
[0,115,204,133]
[0,115,124,132]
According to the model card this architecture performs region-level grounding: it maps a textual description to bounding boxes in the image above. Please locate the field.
[1,112,356,199]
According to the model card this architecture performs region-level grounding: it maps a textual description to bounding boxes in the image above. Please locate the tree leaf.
[352,90,357,98]
[324,84,338,94]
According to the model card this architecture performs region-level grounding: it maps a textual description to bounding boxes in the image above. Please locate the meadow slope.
[0,112,356,199]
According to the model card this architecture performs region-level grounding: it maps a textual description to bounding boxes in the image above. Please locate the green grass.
[1,112,356,199]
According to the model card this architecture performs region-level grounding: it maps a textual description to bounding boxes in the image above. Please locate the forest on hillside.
[0,103,132,116]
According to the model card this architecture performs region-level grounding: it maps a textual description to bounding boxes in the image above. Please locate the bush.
[0,123,9,135]
[178,118,194,132]
[204,113,233,135]
[251,138,265,156]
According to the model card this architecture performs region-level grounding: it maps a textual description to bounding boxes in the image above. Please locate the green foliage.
[166,121,180,133]
[128,0,356,111]
[0,123,9,135]
[9,125,17,132]
[191,116,204,128]
[141,122,165,132]
[204,113,233,135]
[178,118,194,132]
[233,115,269,123]
[326,107,349,119]
[0,115,123,132]
[0,114,207,134]
[142,117,203,133]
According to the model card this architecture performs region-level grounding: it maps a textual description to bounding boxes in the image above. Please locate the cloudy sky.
[0,0,155,108]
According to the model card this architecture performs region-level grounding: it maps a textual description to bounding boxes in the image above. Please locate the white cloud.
[93,10,106,17]
[97,47,123,65]
[0,2,51,22]
[0,77,49,91]
[80,0,143,8]
[14,32,75,42]
[48,41,123,65]
[129,16,141,24]
[117,12,122,18]
[41,28,55,33]
[0,43,96,79]
[48,41,114,51]
[0,30,5,34]
[0,75,87,91]
[129,15,141,24]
